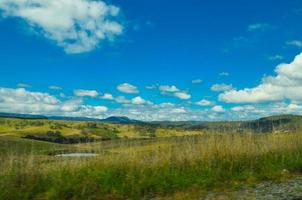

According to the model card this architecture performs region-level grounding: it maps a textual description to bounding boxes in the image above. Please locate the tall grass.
[1,133,302,199]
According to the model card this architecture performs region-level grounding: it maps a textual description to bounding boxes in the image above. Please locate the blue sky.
[0,0,302,121]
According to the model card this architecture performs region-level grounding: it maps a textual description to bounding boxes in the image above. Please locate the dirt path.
[157,176,302,200]
[202,176,302,200]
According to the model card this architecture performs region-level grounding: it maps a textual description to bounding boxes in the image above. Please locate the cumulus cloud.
[228,102,302,120]
[231,105,255,112]
[157,102,175,108]
[115,96,130,104]
[220,53,302,103]
[0,87,107,117]
[211,105,225,113]
[100,93,114,100]
[174,92,191,100]
[1,87,59,105]
[79,100,302,121]
[117,83,139,94]
[196,99,212,106]
[286,40,302,48]
[158,85,191,100]
[171,107,186,114]
[219,72,229,76]
[2,87,302,121]
[74,89,99,97]
[131,96,152,105]
[145,84,158,90]
[211,84,233,92]
[0,0,123,54]
[159,85,179,93]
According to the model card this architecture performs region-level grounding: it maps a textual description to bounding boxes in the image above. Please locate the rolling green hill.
[0,117,202,144]
[188,114,302,133]
[1,114,302,144]
[1,113,302,199]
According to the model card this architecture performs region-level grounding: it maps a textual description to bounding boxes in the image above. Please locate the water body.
[55,153,98,157]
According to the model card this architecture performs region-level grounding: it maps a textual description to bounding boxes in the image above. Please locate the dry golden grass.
[1,132,302,199]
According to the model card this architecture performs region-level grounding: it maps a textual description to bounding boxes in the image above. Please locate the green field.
[1,117,302,199]
[0,117,204,142]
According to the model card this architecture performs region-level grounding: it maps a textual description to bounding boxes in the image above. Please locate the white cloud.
[2,87,302,121]
[115,96,130,104]
[49,85,62,90]
[17,83,31,88]
[219,72,229,76]
[100,93,114,100]
[196,99,212,106]
[231,105,255,112]
[247,23,271,32]
[0,87,107,117]
[159,85,179,92]
[288,103,302,110]
[174,92,191,100]
[74,89,98,97]
[145,84,158,90]
[192,79,202,84]
[227,102,302,120]
[211,84,233,92]
[0,0,123,54]
[286,40,302,48]
[220,53,302,103]
[171,108,186,114]
[131,96,152,105]
[117,83,139,94]
[84,101,302,121]
[61,99,81,112]
[158,85,190,100]
[92,106,108,113]
[211,105,225,113]
[0,87,59,105]
[157,102,175,108]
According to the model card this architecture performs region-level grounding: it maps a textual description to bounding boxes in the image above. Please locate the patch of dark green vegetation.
[134,124,157,137]
[22,131,96,144]
[80,122,120,140]
[187,114,302,134]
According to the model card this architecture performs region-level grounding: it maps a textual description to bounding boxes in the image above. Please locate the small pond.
[54,153,98,157]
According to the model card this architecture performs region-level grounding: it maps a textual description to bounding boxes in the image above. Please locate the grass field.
[1,130,302,199]
[0,118,203,142]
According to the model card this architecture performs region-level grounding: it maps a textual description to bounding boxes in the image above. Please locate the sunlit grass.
[1,132,302,199]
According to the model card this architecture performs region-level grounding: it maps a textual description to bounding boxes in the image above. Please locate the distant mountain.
[100,116,143,124]
[258,114,302,122]
[0,112,142,124]
[49,116,143,124]
[0,112,47,119]
[0,112,301,132]
[48,116,102,122]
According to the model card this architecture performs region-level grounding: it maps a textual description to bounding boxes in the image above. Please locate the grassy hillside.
[180,114,302,134]
[1,115,302,199]
[1,132,302,199]
[1,114,302,145]
[0,118,203,144]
